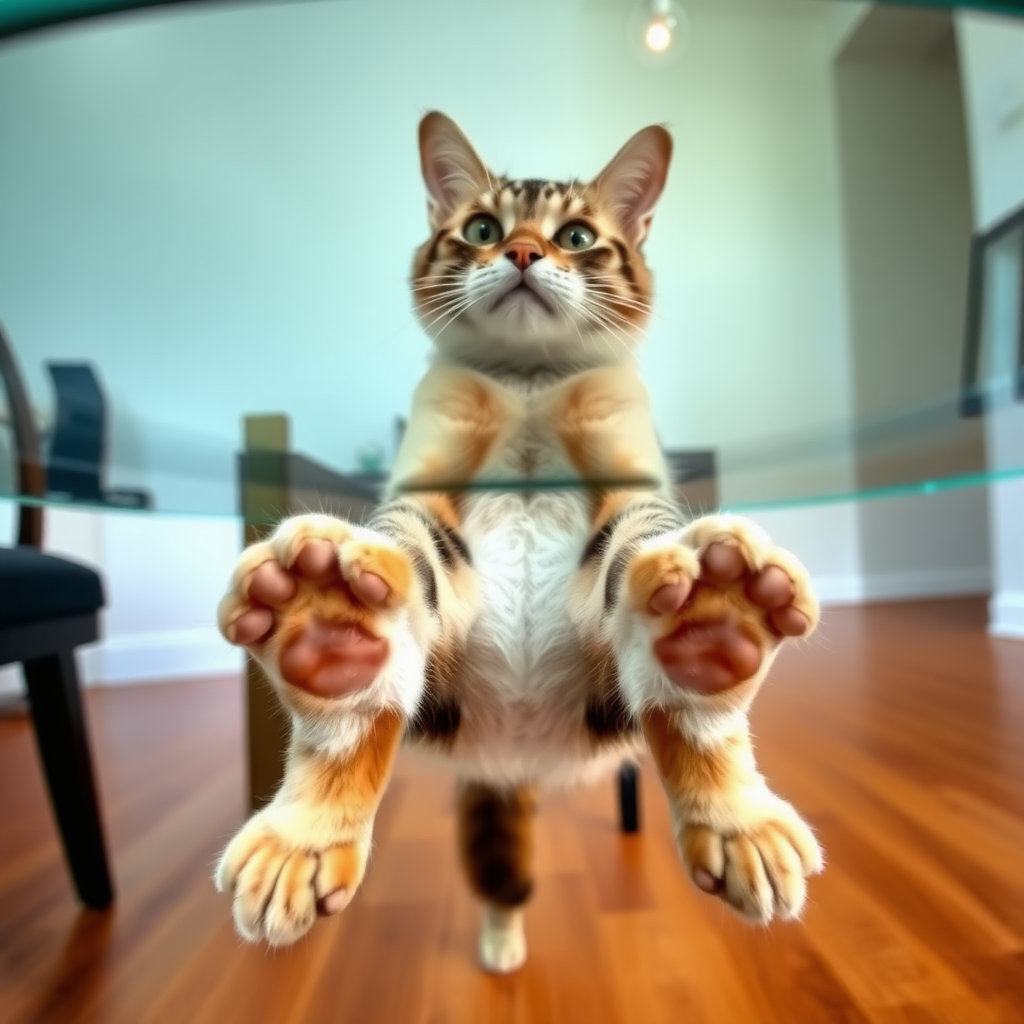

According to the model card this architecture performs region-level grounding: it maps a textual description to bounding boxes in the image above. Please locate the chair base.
[3,612,115,910]
[23,647,113,908]
[618,763,641,833]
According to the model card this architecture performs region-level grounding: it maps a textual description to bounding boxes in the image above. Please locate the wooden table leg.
[241,414,291,811]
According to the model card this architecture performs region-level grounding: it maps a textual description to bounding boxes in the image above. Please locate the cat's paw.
[676,792,823,923]
[625,514,818,694]
[217,514,417,698]
[215,805,369,947]
[478,907,527,974]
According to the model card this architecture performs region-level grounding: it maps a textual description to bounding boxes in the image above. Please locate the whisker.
[563,296,630,363]
[586,288,657,317]
[419,299,477,335]
[428,294,485,342]
[579,304,643,359]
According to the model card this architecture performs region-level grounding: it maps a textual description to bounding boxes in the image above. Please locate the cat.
[214,112,823,974]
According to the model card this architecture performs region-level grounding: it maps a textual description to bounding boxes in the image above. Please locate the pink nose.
[504,240,543,272]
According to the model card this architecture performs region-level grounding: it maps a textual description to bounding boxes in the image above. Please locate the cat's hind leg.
[576,501,824,923]
[456,781,536,974]
[215,504,475,946]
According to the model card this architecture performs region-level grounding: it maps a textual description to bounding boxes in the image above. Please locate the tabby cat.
[214,113,823,973]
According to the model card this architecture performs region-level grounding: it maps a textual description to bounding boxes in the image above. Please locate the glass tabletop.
[1,0,1022,526]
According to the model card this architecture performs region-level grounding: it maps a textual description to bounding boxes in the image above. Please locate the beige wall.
[834,5,991,594]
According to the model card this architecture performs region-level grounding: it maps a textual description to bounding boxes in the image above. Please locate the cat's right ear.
[419,112,492,228]
[592,125,673,247]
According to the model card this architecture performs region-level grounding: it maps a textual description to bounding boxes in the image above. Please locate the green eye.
[463,215,504,245]
[556,222,596,251]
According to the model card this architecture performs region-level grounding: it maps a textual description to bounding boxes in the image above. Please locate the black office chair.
[0,322,114,909]
[45,361,152,510]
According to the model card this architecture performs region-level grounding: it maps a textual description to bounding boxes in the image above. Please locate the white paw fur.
[675,789,824,924]
[215,803,370,947]
[478,906,527,974]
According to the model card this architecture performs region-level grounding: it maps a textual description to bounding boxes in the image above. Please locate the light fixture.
[628,0,689,64]
[644,0,678,52]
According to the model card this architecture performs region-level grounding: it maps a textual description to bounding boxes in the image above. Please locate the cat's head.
[411,112,672,370]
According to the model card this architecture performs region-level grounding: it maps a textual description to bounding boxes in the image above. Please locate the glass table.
[2,0,1023,812]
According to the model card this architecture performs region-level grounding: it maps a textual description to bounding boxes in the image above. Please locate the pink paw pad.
[651,543,810,694]
[228,537,394,697]
[279,620,388,697]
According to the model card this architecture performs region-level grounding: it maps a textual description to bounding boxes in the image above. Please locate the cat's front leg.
[591,509,824,921]
[215,708,404,945]
[214,507,471,945]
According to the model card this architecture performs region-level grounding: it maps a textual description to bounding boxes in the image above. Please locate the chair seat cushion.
[0,546,105,627]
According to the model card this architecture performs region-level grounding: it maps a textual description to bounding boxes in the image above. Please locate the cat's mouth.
[490,280,555,316]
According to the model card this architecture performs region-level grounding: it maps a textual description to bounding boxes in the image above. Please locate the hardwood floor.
[2,598,1023,1024]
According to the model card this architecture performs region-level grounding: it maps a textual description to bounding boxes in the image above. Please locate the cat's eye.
[463,215,504,246]
[556,222,597,252]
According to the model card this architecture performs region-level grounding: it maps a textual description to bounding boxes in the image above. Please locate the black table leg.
[23,649,114,908]
[618,762,640,834]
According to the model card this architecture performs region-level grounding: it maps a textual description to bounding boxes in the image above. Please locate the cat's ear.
[592,125,672,247]
[419,112,492,227]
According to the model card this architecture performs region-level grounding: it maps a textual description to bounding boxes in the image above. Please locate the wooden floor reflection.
[2,598,1023,1023]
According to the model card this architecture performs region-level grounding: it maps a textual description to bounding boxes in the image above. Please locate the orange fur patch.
[626,547,774,650]
[680,584,773,649]
[341,540,414,607]
[273,585,376,663]
[592,491,634,531]
[641,706,746,808]
[626,545,699,615]
[398,374,516,491]
[317,843,367,898]
[420,493,462,531]
[273,588,361,648]
[290,708,405,826]
[441,376,511,480]
[551,373,661,493]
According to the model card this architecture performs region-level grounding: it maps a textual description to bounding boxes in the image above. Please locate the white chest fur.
[465,490,588,694]
[446,490,633,787]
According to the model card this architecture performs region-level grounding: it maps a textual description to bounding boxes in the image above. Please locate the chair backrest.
[0,321,44,547]
[45,363,107,501]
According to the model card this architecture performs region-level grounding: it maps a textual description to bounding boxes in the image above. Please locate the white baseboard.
[0,665,23,697]
[88,628,243,685]
[813,576,865,605]
[816,566,991,607]
[989,590,1024,640]
[0,629,241,693]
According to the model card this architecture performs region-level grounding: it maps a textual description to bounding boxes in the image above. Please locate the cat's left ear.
[419,112,493,228]
[592,125,672,247]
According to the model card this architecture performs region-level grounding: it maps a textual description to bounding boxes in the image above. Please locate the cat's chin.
[432,319,619,373]
[489,283,556,317]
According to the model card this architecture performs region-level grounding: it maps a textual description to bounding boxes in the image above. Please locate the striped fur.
[214,112,823,962]
[457,782,536,908]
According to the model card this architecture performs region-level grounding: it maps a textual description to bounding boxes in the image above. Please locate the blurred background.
[0,1,1022,1022]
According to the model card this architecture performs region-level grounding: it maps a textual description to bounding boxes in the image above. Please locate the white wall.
[0,0,593,509]
[957,11,1024,638]
[956,12,1024,231]
[833,7,992,606]
[580,0,855,505]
